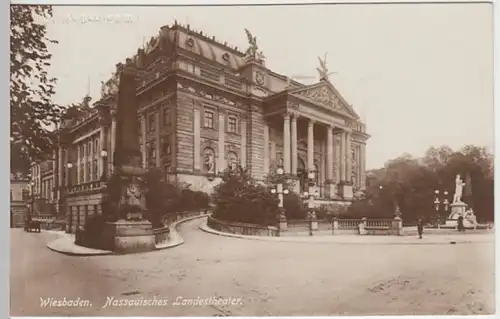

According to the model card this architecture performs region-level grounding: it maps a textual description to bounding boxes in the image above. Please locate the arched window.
[202,148,216,174]
[226,151,238,170]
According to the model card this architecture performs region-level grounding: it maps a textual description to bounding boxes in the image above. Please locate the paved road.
[10,218,495,316]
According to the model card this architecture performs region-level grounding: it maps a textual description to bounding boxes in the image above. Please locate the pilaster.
[283,113,291,173]
[263,122,269,175]
[140,114,147,169]
[346,131,352,183]
[77,144,81,185]
[360,143,366,189]
[218,111,225,172]
[291,113,298,175]
[193,107,201,170]
[155,111,161,168]
[240,116,247,168]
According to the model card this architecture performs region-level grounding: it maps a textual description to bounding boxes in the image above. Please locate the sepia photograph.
[9,1,495,317]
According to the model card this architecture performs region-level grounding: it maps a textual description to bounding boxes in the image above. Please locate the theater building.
[34,22,369,232]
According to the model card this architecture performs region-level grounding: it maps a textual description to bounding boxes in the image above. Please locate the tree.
[349,144,494,223]
[10,5,61,175]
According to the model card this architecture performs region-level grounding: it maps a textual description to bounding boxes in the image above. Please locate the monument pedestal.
[102,219,155,253]
[445,202,468,227]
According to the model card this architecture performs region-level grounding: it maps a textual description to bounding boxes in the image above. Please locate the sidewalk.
[46,214,206,256]
[199,222,494,245]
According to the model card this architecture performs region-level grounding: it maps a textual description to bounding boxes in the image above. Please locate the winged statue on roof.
[317,52,337,81]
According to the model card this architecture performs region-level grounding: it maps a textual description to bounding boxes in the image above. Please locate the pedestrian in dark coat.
[457,215,464,232]
[417,217,424,239]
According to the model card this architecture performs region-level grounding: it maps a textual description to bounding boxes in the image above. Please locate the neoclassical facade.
[32,22,369,232]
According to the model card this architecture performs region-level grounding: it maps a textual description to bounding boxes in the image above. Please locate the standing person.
[417,217,424,239]
[457,215,464,232]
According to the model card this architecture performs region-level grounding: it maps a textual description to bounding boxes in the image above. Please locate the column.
[140,114,147,169]
[307,119,315,172]
[99,127,106,177]
[83,142,87,183]
[110,114,117,169]
[340,131,346,181]
[77,144,81,185]
[193,108,201,170]
[360,143,366,189]
[52,150,57,196]
[240,117,247,168]
[218,112,225,172]
[283,113,291,173]
[326,125,333,180]
[291,114,298,175]
[89,139,94,181]
[64,149,70,187]
[57,146,63,195]
[346,131,352,183]
[263,123,269,174]
[270,128,276,167]
[155,111,161,168]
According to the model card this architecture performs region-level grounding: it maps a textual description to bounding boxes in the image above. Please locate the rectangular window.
[22,189,29,201]
[163,108,171,126]
[80,164,84,183]
[148,113,156,132]
[204,110,214,129]
[87,163,91,182]
[228,116,237,133]
[93,159,99,181]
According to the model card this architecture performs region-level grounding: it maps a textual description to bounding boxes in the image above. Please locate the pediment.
[290,81,359,119]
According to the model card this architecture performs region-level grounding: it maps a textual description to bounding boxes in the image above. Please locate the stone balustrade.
[207,216,278,237]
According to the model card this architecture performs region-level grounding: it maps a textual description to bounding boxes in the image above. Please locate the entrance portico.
[263,79,369,200]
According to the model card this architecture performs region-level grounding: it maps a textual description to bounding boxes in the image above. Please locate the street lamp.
[28,181,35,221]
[434,189,449,228]
[303,171,318,236]
[270,167,289,237]
[100,149,108,181]
[66,162,73,188]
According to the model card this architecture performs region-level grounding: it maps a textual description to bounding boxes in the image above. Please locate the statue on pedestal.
[453,174,465,203]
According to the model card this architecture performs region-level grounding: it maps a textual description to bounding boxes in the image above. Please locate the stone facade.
[32,22,369,233]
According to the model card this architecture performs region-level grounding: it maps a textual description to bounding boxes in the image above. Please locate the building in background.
[10,175,30,228]
[32,22,369,233]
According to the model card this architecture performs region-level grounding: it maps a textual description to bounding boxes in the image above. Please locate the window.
[22,189,29,201]
[80,145,84,159]
[80,164,84,183]
[148,144,156,167]
[204,110,214,128]
[163,108,171,126]
[228,116,237,133]
[148,113,156,132]
[87,163,91,182]
[163,141,171,155]
[93,159,99,181]
[87,141,91,156]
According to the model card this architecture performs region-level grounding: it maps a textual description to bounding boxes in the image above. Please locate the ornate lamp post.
[270,167,289,236]
[303,171,318,236]
[434,189,449,228]
[100,150,108,181]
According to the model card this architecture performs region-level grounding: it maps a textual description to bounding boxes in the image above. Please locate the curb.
[154,214,208,251]
[199,223,493,246]
[46,214,208,256]
[47,237,114,256]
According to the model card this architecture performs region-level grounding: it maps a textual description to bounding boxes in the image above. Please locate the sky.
[43,3,494,170]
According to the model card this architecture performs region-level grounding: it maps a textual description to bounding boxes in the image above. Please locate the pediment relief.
[291,82,358,119]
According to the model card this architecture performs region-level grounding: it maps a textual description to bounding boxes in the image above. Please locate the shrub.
[283,192,307,219]
[213,167,279,226]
